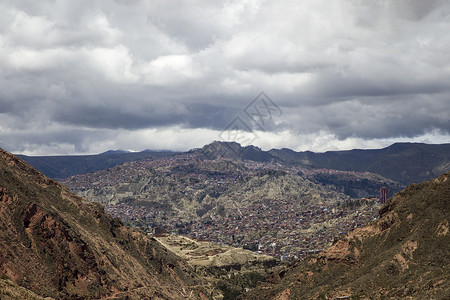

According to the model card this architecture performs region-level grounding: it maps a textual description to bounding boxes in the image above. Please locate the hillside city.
[64,153,385,261]
[106,199,381,260]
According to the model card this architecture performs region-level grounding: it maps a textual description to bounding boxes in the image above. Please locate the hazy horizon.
[12,139,450,157]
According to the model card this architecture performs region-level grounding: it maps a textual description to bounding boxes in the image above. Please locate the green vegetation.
[216,271,266,299]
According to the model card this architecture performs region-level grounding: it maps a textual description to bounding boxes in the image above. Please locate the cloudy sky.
[0,0,449,155]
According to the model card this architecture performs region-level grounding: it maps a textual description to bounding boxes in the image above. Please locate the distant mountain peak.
[101,149,131,155]
[193,141,274,162]
[141,149,174,153]
[195,141,243,160]
[211,140,241,146]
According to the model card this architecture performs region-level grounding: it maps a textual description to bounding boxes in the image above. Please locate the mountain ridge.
[18,142,450,185]
[195,141,450,184]
[269,142,450,184]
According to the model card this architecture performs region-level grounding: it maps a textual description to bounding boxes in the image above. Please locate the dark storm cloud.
[0,0,449,154]
[52,101,240,131]
[185,103,242,130]
[320,96,450,139]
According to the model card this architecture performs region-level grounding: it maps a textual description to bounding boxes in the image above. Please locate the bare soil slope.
[0,148,211,299]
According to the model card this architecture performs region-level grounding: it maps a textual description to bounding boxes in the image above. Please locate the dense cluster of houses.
[106,197,380,260]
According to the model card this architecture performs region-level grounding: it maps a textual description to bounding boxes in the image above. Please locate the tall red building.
[379,187,388,204]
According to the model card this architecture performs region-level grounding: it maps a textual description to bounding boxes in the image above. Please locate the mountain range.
[19,142,450,185]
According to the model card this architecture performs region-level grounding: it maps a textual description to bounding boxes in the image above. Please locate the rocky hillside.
[0,278,54,300]
[243,172,450,299]
[0,148,211,299]
[62,156,351,222]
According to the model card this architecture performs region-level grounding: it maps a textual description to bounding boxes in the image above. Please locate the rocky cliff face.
[244,172,450,299]
[0,148,211,299]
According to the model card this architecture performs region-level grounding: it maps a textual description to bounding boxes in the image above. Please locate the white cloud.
[8,48,72,71]
[0,0,449,155]
[140,54,201,85]
[84,46,138,83]
[9,11,57,48]
[87,13,122,45]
